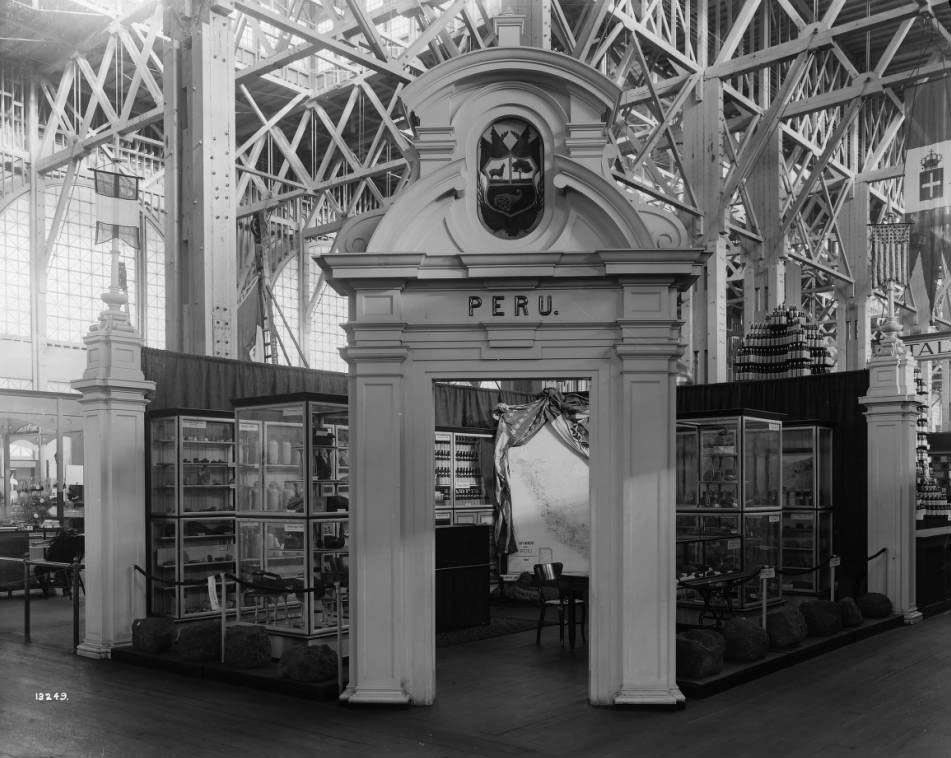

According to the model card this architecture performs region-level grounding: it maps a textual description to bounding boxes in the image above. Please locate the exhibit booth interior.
[2,10,950,713]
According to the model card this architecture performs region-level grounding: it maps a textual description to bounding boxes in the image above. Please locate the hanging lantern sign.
[869,222,912,292]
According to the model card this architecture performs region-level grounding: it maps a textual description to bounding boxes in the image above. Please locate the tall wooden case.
[676,412,784,610]
[233,395,349,638]
[147,411,237,619]
[781,424,833,594]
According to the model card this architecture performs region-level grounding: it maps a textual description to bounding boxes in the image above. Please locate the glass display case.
[233,395,349,638]
[781,424,834,594]
[433,431,494,526]
[675,411,783,609]
[147,411,236,619]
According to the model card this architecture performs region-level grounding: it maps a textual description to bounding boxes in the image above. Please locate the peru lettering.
[467,295,557,317]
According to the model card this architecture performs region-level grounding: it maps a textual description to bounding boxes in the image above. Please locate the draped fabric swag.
[493,389,590,556]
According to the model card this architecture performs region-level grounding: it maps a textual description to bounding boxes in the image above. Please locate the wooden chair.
[532,562,585,646]
[35,530,85,598]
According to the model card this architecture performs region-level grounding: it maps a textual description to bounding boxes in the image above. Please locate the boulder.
[765,607,808,650]
[279,643,338,682]
[857,592,893,619]
[174,620,221,662]
[676,629,726,679]
[224,625,271,669]
[681,628,727,658]
[721,618,769,662]
[799,600,843,636]
[838,597,864,628]
[131,617,177,654]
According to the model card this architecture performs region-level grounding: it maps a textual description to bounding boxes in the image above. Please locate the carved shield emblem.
[478,118,544,239]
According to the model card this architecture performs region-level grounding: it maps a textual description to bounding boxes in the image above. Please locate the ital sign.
[903,331,951,361]
[467,294,557,317]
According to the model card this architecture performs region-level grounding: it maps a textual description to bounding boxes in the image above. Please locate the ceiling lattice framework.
[4,0,951,349]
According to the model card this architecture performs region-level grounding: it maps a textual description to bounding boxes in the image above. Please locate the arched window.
[477,117,543,239]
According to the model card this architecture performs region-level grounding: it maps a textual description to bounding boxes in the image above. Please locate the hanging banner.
[93,169,140,250]
[904,78,951,318]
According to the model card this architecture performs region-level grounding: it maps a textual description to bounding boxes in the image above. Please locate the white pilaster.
[860,326,921,623]
[608,285,684,706]
[72,285,155,658]
[339,344,414,705]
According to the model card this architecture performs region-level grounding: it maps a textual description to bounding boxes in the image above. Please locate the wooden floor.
[2,599,951,757]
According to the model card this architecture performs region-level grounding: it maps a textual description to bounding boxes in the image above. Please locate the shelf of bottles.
[733,306,834,381]
[914,368,950,524]
[780,425,834,594]
[433,431,493,525]
[147,412,237,619]
[675,413,783,609]
[233,396,349,637]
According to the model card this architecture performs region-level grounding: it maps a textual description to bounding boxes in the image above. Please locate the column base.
[613,686,685,707]
[76,641,112,660]
[903,610,924,625]
[340,685,412,705]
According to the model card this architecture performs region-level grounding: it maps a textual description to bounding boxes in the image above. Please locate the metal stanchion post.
[23,560,31,644]
[72,559,81,651]
[759,566,774,628]
[220,572,227,664]
[334,580,343,694]
[130,565,136,629]
[883,548,888,597]
[829,555,840,602]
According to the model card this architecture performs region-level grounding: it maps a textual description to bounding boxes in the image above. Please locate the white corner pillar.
[609,285,685,707]
[72,285,155,658]
[340,343,414,705]
[860,326,921,624]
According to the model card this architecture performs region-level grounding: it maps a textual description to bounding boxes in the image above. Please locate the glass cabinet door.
[676,426,698,508]
[264,418,304,514]
[744,419,782,508]
[180,419,235,515]
[311,519,350,633]
[149,418,177,515]
[237,519,264,577]
[236,420,263,512]
[782,427,816,509]
[742,513,781,603]
[265,520,307,631]
[818,427,833,508]
[149,518,177,616]
[180,518,236,617]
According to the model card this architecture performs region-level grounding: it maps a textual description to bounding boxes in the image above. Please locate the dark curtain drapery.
[677,370,870,596]
[142,349,539,430]
[142,348,347,412]
[431,383,535,430]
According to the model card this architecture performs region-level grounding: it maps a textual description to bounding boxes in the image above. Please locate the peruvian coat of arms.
[477,118,544,238]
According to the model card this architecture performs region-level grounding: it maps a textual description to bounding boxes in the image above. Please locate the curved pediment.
[335,46,688,256]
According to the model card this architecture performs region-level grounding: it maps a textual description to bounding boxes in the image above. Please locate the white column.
[860,325,921,624]
[339,345,414,704]
[72,283,155,657]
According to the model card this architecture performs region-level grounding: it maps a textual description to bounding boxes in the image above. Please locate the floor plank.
[2,596,951,757]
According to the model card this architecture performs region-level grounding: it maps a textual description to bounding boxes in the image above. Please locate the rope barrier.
[132,564,207,588]
[132,565,350,598]
[867,547,887,561]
